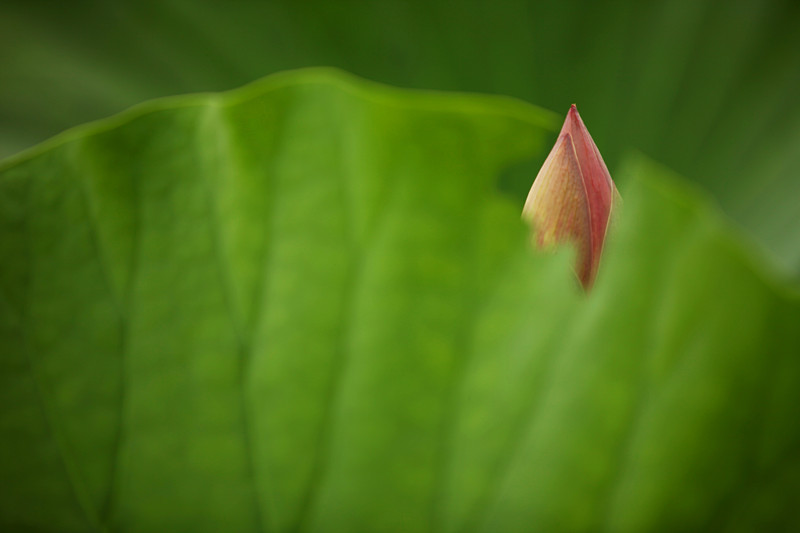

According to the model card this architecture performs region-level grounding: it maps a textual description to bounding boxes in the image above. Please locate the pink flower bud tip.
[522,105,621,289]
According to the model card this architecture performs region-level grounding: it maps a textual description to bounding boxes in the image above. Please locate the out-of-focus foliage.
[1,69,799,533]
[1,0,800,275]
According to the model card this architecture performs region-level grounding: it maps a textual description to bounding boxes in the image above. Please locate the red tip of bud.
[522,105,620,289]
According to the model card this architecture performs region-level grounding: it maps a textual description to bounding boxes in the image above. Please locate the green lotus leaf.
[1,69,798,533]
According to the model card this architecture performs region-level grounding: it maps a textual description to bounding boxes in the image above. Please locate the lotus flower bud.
[522,105,620,289]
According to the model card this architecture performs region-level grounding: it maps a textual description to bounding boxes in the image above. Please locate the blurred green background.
[2,0,800,276]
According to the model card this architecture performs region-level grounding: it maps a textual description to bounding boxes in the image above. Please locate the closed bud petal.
[522,105,620,289]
